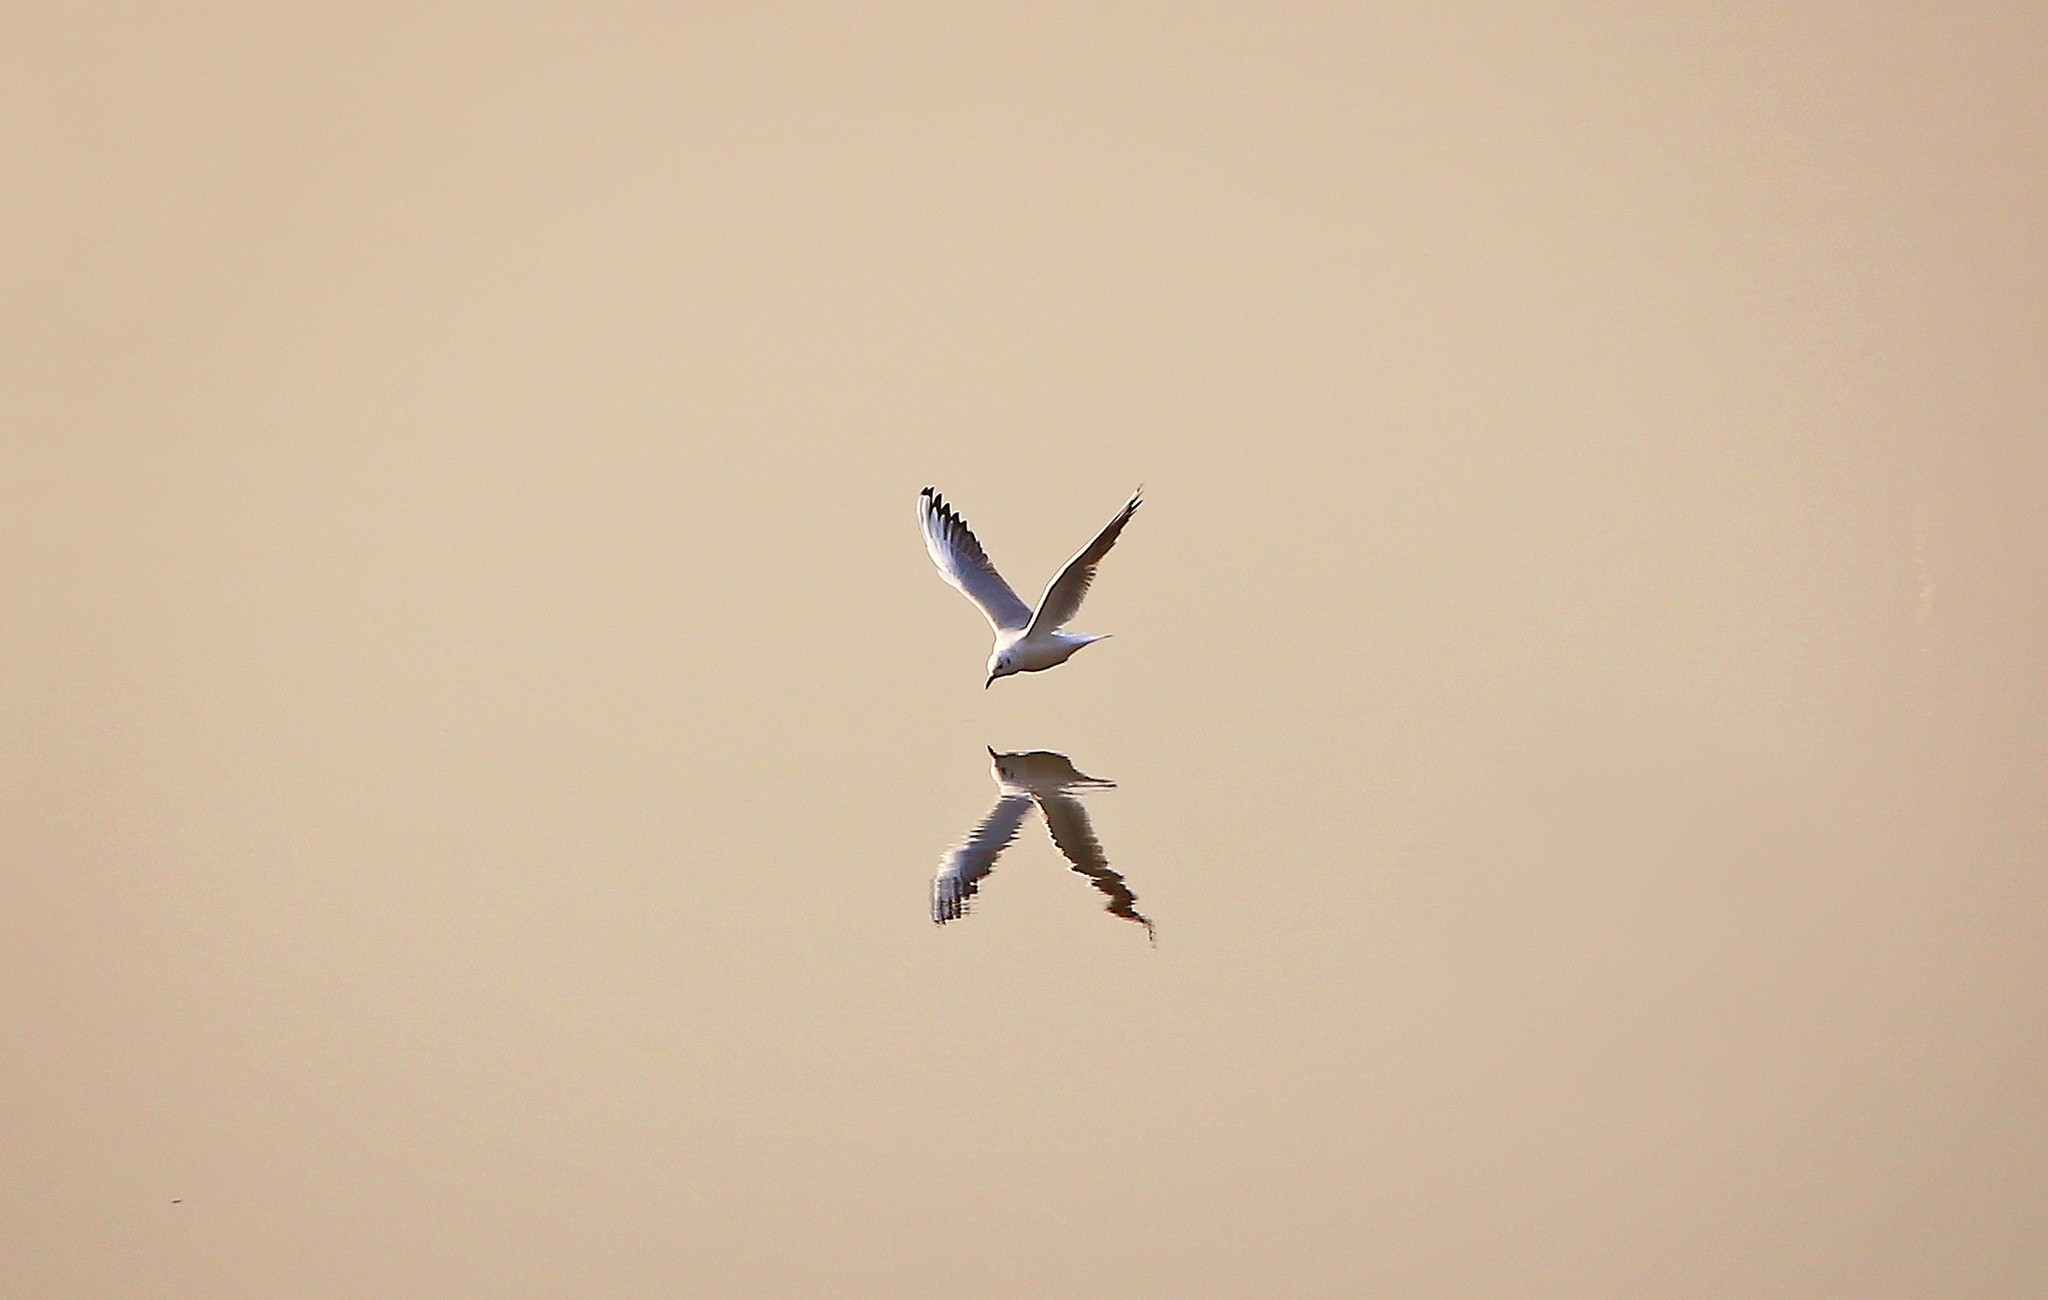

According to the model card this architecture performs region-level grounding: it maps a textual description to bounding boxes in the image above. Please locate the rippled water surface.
[8,7,2045,1297]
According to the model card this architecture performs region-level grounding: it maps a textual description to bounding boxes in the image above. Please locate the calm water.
[9,7,2044,1297]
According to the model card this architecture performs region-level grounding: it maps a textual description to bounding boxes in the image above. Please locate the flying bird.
[931,748,1154,940]
[918,486,1142,686]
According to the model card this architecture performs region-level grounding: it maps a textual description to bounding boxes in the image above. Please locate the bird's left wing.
[932,794,1034,924]
[920,488,1034,633]
[1036,791,1155,939]
[1026,489,1142,636]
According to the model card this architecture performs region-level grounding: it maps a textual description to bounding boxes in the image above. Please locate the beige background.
[6,4,2045,1296]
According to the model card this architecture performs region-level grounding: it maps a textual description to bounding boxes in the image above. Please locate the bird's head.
[985,651,1018,688]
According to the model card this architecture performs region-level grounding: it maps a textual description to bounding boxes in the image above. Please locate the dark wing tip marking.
[932,874,981,924]
[923,492,984,554]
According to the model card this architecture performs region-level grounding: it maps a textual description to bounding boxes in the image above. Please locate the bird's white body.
[993,627,1107,675]
[918,486,1142,686]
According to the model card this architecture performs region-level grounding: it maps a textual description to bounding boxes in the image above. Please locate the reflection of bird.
[919,486,1142,687]
[932,749,1154,939]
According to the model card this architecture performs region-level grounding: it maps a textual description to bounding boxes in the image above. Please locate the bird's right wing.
[920,488,1034,633]
[1026,488,1142,637]
[1036,791,1155,939]
[932,794,1034,924]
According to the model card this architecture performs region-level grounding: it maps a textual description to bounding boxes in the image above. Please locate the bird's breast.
[1007,635,1085,671]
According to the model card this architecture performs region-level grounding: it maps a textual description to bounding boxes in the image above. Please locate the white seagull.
[918,486,1143,687]
[931,748,1153,939]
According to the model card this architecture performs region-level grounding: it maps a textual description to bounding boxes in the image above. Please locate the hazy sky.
[7,5,2045,1296]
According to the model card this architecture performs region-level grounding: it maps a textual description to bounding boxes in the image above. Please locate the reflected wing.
[932,794,1034,924]
[920,488,1033,633]
[1035,792,1155,940]
[1027,489,1142,636]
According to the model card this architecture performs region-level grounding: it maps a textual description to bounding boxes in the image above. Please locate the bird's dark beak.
[986,745,998,758]
[984,673,995,689]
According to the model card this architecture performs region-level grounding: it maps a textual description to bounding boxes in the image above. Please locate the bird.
[918,485,1142,686]
[931,748,1154,940]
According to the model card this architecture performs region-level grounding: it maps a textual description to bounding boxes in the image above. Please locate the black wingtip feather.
[926,492,968,537]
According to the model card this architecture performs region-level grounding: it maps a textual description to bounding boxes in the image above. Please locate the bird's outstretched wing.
[1036,791,1155,940]
[920,488,1033,633]
[932,794,1034,924]
[1027,489,1142,637]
